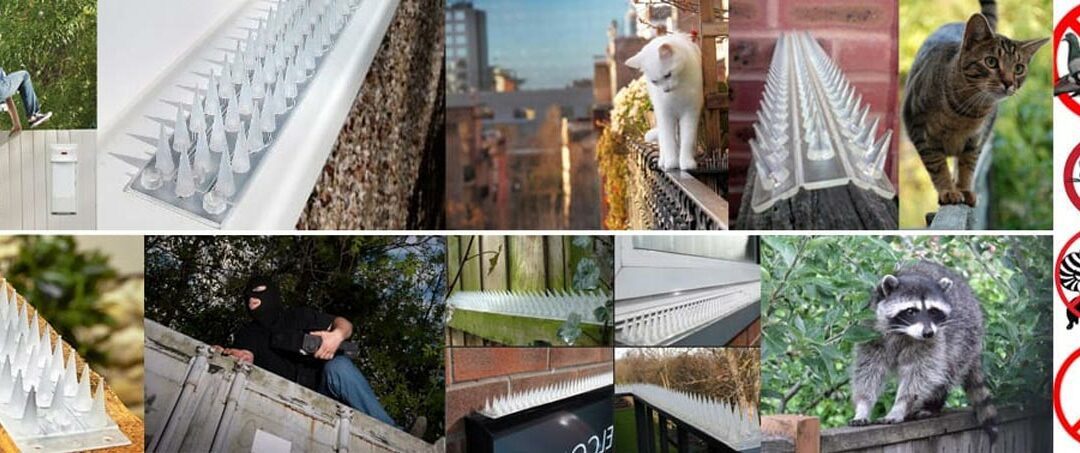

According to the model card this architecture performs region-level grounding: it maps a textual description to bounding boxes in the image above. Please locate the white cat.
[625,33,703,171]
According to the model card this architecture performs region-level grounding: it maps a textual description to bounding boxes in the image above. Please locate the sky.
[453,0,630,90]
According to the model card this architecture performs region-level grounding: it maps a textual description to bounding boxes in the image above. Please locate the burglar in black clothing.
[213,275,426,437]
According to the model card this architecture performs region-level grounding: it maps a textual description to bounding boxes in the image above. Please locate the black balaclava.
[243,275,284,328]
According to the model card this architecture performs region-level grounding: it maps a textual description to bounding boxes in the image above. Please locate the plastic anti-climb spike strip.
[0,279,130,453]
[125,0,364,228]
[480,372,613,419]
[446,290,609,324]
[617,383,760,451]
[749,31,895,213]
[614,282,759,346]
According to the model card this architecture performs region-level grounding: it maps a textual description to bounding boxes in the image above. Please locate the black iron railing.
[625,138,729,230]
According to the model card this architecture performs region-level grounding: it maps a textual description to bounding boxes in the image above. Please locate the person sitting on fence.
[0,68,52,128]
[213,275,427,438]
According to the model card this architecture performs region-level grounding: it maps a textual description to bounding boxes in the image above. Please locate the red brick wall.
[728,0,899,219]
[444,348,612,453]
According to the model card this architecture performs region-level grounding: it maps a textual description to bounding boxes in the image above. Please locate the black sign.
[466,386,614,453]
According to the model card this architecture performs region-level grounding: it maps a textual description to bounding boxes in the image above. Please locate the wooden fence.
[761,406,1049,453]
[445,235,612,346]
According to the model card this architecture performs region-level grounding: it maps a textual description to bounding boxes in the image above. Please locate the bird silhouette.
[1056,33,1080,96]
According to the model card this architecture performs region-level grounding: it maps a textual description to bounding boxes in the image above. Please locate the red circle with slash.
[1056,6,1080,115]
[1055,347,1080,442]
[1056,231,1080,319]
[1065,144,1080,213]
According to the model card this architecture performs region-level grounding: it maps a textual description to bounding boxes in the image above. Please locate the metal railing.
[617,384,760,452]
[625,137,729,230]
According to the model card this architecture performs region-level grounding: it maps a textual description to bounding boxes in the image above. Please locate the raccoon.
[849,260,998,442]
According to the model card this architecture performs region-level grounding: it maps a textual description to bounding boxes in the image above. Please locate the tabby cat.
[902,0,1047,207]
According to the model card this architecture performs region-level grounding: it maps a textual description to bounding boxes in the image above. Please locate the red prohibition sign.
[1065,144,1080,213]
[1056,6,1080,115]
[1056,231,1080,319]
[1056,347,1080,442]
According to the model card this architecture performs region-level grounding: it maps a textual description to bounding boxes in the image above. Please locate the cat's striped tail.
[979,0,997,30]
[963,366,999,444]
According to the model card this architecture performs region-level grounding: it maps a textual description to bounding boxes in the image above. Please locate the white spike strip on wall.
[480,372,613,419]
[0,279,129,452]
[447,290,610,324]
[615,282,759,346]
[617,383,760,451]
[127,0,363,227]
[749,31,895,213]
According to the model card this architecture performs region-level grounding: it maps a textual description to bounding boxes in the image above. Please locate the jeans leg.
[6,71,39,117]
[319,356,398,427]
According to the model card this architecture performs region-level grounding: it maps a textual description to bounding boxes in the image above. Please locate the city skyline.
[450,0,629,90]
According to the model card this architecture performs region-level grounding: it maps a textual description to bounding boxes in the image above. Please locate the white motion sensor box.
[49,144,78,215]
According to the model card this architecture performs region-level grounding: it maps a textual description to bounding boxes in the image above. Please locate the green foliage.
[598,77,653,229]
[0,0,97,129]
[898,0,1052,229]
[760,236,1051,428]
[145,236,446,441]
[2,236,117,366]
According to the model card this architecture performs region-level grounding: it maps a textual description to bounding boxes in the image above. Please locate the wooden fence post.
[762,415,821,453]
[697,0,727,156]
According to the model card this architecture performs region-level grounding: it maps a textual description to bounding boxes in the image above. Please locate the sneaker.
[29,112,52,128]
[408,416,427,438]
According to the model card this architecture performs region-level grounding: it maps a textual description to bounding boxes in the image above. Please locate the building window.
[454,11,465,21]
[454,23,465,33]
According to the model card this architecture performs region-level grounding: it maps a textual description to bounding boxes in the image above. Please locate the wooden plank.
[762,415,820,453]
[545,237,567,290]
[698,0,721,153]
[449,327,464,348]
[0,137,8,229]
[705,92,729,110]
[35,131,51,229]
[78,129,97,228]
[508,236,546,291]
[479,235,508,290]
[446,309,607,346]
[11,131,24,229]
[820,406,1042,451]
[18,133,33,228]
[447,236,462,292]
[460,236,482,291]
[699,22,728,38]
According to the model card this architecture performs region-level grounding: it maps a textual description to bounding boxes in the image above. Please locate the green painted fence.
[446,236,612,346]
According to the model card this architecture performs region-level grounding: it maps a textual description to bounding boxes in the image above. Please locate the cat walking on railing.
[902,0,1047,207]
[625,32,704,171]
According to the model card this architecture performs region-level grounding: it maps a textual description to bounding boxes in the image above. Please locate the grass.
[897,0,1052,229]
[615,406,637,452]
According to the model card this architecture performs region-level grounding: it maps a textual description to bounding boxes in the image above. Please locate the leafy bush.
[761,236,1051,428]
[598,77,652,229]
[2,236,116,366]
[0,0,96,129]
[898,0,1051,229]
